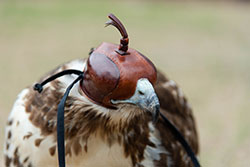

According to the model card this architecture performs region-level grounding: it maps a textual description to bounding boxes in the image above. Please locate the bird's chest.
[64,123,167,167]
[65,135,132,167]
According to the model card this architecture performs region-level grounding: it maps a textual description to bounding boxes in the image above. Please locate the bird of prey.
[4,14,199,167]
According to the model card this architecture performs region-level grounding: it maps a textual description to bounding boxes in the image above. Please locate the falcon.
[4,14,199,167]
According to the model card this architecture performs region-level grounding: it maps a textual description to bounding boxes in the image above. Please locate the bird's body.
[4,58,199,167]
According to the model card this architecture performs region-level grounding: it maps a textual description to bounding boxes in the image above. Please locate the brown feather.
[154,71,199,166]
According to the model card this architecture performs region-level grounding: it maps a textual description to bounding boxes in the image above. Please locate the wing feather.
[154,70,199,165]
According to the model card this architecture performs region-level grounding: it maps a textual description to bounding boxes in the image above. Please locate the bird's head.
[80,14,159,122]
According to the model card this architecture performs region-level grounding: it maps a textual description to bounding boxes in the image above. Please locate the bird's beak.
[111,78,160,123]
[141,92,160,124]
[153,104,160,124]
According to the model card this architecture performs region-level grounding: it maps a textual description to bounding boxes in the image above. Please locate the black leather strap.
[57,74,83,167]
[160,112,200,167]
[33,69,84,167]
[34,69,83,93]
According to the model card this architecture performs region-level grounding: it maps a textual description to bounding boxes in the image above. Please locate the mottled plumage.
[4,59,199,167]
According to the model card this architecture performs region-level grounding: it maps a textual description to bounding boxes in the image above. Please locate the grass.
[1,0,250,166]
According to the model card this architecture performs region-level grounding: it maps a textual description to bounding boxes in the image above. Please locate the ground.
[0,0,250,166]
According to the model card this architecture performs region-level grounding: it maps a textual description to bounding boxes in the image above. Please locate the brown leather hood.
[81,42,157,108]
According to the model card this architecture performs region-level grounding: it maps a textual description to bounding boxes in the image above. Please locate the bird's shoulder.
[153,71,199,166]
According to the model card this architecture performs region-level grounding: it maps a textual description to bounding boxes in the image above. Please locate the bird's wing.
[4,59,87,166]
[154,70,199,166]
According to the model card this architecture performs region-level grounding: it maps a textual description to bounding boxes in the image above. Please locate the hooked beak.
[140,93,160,124]
[153,104,160,124]
[111,78,160,123]
[152,104,160,124]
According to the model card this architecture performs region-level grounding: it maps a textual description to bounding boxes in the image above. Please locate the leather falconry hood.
[33,13,200,167]
[80,14,157,108]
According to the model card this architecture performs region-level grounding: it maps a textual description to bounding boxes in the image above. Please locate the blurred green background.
[1,0,250,166]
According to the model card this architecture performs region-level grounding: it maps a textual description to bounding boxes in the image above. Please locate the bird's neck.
[63,96,153,165]
[64,96,151,140]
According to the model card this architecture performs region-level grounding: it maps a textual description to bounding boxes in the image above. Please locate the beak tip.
[152,104,160,124]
